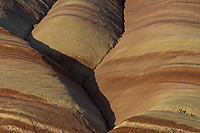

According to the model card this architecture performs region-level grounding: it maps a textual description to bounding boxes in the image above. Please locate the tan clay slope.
[0,27,107,133]
[0,89,98,133]
[84,0,200,131]
[0,0,57,39]
[109,114,200,133]
[28,0,124,84]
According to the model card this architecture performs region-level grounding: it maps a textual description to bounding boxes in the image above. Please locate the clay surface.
[0,0,57,39]
[28,0,124,84]
[1,0,200,132]
[0,28,107,132]
[84,0,200,131]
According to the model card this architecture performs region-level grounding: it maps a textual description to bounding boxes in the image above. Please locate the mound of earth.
[28,0,124,84]
[84,0,200,131]
[0,27,107,132]
[0,0,200,133]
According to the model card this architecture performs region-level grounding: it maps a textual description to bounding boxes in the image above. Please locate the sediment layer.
[84,0,200,130]
[28,0,125,84]
[0,28,107,132]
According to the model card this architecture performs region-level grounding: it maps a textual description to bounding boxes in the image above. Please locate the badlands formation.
[0,0,200,133]
[28,0,124,84]
[0,27,107,132]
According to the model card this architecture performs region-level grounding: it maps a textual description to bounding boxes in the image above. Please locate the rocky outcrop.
[28,0,124,84]
[0,0,57,39]
[84,0,200,131]
[0,27,107,132]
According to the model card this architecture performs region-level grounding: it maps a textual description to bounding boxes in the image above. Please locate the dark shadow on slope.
[28,34,93,85]
[0,0,59,40]
[28,34,116,131]
[83,75,116,131]
[122,0,126,33]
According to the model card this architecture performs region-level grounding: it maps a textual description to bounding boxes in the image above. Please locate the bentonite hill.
[0,0,200,132]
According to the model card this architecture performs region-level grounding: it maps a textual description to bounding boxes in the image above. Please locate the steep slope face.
[84,0,200,131]
[0,27,107,133]
[28,0,124,84]
[0,0,57,39]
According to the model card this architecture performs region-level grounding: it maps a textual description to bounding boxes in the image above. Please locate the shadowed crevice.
[25,0,126,131]
[27,34,116,132]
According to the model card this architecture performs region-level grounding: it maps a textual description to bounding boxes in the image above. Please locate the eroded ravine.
[0,27,108,132]
[85,0,200,132]
[27,0,126,131]
[1,0,200,133]
[0,0,125,132]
